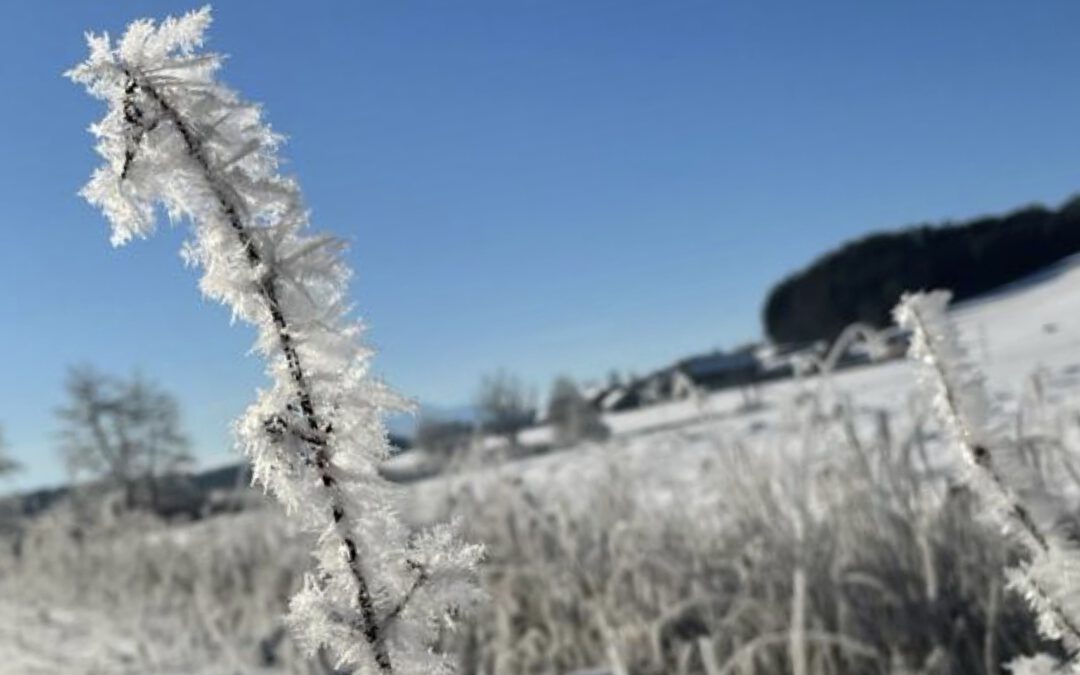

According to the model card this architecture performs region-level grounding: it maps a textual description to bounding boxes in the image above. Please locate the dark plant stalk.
[120,66,407,672]
[903,299,1080,651]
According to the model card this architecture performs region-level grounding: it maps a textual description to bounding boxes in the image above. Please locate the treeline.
[763,194,1080,344]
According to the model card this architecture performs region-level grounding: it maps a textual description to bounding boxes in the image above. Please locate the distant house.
[587,384,641,412]
[589,327,910,418]
[756,324,910,379]
[588,347,771,414]
[636,348,762,401]
[754,342,813,375]
[673,349,761,391]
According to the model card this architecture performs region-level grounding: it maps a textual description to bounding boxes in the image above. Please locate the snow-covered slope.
[405,255,1080,524]
[9,257,1080,674]
[595,254,1080,440]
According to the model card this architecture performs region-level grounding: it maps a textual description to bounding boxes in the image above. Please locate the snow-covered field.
[409,256,1080,522]
[595,256,1080,438]
[6,257,1080,674]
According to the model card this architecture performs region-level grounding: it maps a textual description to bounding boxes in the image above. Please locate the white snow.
[8,250,1080,672]
[404,254,1080,526]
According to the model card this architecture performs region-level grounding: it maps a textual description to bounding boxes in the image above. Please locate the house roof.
[676,350,758,378]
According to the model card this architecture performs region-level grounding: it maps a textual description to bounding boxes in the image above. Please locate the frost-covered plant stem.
[69,8,481,672]
[125,67,392,668]
[895,291,1080,662]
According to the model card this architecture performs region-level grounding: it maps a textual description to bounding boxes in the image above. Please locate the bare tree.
[475,370,536,446]
[0,427,18,477]
[57,366,192,510]
[547,376,609,446]
[416,417,474,459]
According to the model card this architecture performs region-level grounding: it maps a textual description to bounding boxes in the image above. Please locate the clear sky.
[4,0,1080,491]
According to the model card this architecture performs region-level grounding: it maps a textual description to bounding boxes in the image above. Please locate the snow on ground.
[407,254,1080,523]
[8,256,1080,673]
[597,256,1080,438]
[0,600,179,675]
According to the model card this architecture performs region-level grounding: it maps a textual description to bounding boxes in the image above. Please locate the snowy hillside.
[404,254,1080,511]
[623,254,1080,436]
[6,259,1080,674]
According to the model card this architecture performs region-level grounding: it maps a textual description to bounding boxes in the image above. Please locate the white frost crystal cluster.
[68,7,482,672]
[896,291,1080,671]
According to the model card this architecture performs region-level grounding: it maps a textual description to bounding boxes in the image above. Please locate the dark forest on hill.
[763,195,1080,344]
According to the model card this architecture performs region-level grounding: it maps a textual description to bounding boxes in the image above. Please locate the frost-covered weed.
[0,500,315,672]
[897,291,1080,671]
[54,6,1080,675]
[4,384,1074,673]
[434,403,1055,675]
[68,7,481,671]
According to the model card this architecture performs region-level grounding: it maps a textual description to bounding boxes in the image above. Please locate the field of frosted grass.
[6,257,1080,673]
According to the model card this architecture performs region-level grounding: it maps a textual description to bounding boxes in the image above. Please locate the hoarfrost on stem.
[67,7,483,672]
[895,291,1080,671]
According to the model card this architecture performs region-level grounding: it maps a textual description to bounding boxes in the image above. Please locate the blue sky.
[4,1,1080,491]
